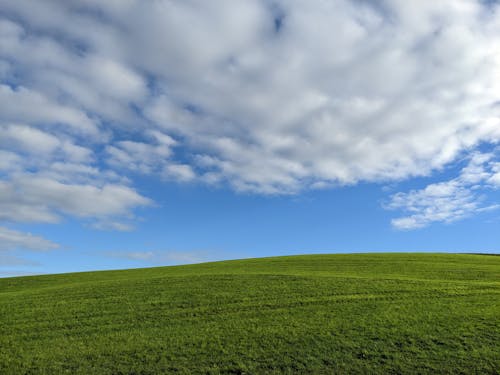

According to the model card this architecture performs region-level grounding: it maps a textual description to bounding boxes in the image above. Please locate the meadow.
[0,253,499,374]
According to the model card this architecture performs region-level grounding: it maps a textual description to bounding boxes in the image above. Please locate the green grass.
[1,253,499,374]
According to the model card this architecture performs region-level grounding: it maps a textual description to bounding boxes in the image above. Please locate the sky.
[1,0,500,277]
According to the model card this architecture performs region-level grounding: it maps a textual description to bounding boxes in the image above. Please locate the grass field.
[1,253,499,374]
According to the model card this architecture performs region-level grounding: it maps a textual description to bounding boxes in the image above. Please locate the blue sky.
[1,0,500,277]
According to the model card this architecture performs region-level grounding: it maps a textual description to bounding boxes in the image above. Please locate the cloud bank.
[1,0,500,233]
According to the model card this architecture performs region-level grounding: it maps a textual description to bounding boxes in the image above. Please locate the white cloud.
[90,220,134,232]
[0,0,500,232]
[0,124,92,164]
[0,85,98,136]
[163,164,196,182]
[105,131,176,174]
[0,253,39,267]
[0,123,60,154]
[0,175,151,224]
[386,152,500,229]
[137,0,500,192]
[0,225,57,276]
[0,150,21,171]
[34,162,121,185]
[0,226,59,252]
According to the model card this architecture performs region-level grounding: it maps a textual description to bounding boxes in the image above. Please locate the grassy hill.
[1,253,499,374]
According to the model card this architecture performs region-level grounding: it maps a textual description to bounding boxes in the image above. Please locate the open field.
[1,253,499,374]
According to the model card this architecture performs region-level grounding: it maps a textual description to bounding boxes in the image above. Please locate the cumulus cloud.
[1,0,500,230]
[386,152,500,229]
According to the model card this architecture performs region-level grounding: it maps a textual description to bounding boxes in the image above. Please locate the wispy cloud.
[386,152,500,230]
[0,226,59,252]
[103,250,217,265]
[0,226,57,274]
[0,270,43,278]
[89,220,135,232]
[0,253,39,267]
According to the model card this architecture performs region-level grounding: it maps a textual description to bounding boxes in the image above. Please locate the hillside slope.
[1,253,499,374]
